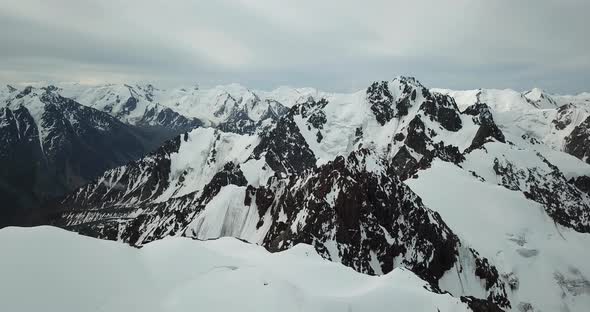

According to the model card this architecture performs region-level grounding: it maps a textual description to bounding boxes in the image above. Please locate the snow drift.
[0,226,476,312]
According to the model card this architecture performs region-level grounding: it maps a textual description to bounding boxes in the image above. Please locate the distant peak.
[392,76,425,88]
[6,85,17,93]
[41,85,59,93]
[524,87,546,98]
[134,83,157,92]
[524,87,557,108]
[15,86,35,99]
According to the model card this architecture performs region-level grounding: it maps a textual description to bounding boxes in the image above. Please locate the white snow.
[184,185,264,242]
[554,92,590,107]
[57,83,329,127]
[434,87,590,152]
[289,90,369,165]
[0,85,14,105]
[241,157,275,187]
[0,226,473,312]
[406,160,590,312]
[157,127,258,201]
[289,81,443,165]
[255,86,320,108]
[436,88,536,112]
[533,145,590,179]
[524,88,558,109]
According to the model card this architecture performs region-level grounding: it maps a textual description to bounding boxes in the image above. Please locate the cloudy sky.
[0,0,588,93]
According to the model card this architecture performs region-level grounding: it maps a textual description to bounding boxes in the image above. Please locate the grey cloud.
[0,0,588,93]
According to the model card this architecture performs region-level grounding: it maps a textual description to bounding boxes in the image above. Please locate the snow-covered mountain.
[0,82,330,227]
[0,85,166,226]
[0,226,495,312]
[57,83,203,132]
[48,77,590,311]
[56,82,307,134]
[523,88,558,109]
[433,87,590,161]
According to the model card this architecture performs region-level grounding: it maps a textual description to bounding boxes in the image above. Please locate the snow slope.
[406,160,590,312]
[157,127,258,201]
[523,88,558,109]
[0,226,475,312]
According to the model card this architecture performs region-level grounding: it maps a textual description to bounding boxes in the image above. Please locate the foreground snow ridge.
[0,226,473,312]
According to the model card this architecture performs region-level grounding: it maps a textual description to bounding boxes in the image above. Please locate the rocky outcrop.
[565,115,590,164]
[251,109,316,175]
[570,175,590,195]
[463,103,505,151]
[256,150,460,281]
[490,153,590,233]
[420,92,462,131]
[552,104,577,131]
[367,81,395,125]
[218,98,288,135]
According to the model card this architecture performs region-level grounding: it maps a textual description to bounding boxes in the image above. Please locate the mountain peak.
[41,85,60,93]
[5,85,17,93]
[524,87,557,108]
[392,76,425,89]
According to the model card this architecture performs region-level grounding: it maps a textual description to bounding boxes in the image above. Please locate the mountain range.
[2,77,590,311]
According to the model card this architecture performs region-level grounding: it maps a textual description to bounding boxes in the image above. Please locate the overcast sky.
[0,0,588,93]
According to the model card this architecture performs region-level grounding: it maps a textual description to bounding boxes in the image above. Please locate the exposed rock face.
[366,77,427,126]
[391,112,464,180]
[420,92,462,132]
[570,175,590,195]
[0,106,44,225]
[50,127,256,243]
[141,105,202,132]
[61,83,203,133]
[218,98,289,135]
[0,87,156,226]
[391,146,421,180]
[367,81,395,125]
[293,97,328,129]
[461,296,505,312]
[470,249,511,308]
[218,109,258,134]
[251,109,317,175]
[256,150,460,281]
[54,135,183,211]
[463,148,590,233]
[55,156,250,246]
[291,97,329,143]
[518,158,590,233]
[552,104,577,131]
[565,115,590,164]
[360,78,469,180]
[463,103,505,151]
[391,76,424,117]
